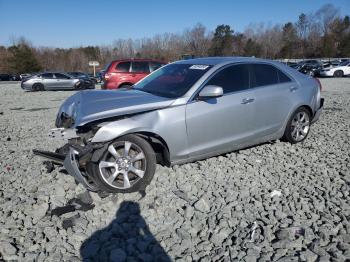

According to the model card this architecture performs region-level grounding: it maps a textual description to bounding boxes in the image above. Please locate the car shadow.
[80,201,171,261]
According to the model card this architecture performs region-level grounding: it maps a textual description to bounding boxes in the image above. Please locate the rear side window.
[132,62,150,73]
[252,64,278,87]
[277,70,292,83]
[206,64,250,94]
[115,62,131,72]
[41,73,54,79]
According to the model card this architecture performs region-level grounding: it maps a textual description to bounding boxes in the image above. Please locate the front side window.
[134,64,212,98]
[132,62,150,73]
[252,64,279,87]
[206,64,250,94]
[115,62,131,72]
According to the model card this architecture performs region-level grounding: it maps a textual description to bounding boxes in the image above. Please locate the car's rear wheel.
[89,134,156,193]
[32,83,44,91]
[283,107,311,144]
[334,70,344,77]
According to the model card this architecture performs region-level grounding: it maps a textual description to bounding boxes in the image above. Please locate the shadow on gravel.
[80,201,170,261]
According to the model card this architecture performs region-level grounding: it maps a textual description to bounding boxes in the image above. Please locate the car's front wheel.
[283,107,311,144]
[89,134,156,193]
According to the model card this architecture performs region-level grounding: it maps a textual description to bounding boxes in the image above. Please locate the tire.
[32,83,44,91]
[283,107,311,144]
[89,134,156,193]
[334,70,344,77]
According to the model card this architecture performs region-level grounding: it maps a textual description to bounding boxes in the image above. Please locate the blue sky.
[1,0,349,48]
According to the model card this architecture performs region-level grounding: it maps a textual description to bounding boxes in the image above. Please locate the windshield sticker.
[189,65,209,70]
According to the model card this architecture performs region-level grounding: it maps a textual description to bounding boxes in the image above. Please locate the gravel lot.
[0,78,349,261]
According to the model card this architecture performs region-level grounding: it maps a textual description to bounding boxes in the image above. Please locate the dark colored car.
[102,59,166,89]
[88,73,103,83]
[0,74,13,81]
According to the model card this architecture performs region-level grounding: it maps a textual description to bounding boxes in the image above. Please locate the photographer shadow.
[80,201,171,262]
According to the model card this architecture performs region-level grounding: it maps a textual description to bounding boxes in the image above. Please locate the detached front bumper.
[311,98,324,124]
[33,146,98,191]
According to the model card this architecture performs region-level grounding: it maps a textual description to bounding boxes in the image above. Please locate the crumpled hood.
[56,89,175,127]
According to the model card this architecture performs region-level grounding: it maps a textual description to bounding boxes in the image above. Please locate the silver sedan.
[21,72,95,91]
[34,57,324,193]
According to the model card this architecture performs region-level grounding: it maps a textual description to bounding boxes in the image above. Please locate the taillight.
[104,73,111,80]
[314,77,322,91]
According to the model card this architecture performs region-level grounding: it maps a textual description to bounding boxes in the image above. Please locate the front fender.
[91,112,158,143]
[90,106,189,163]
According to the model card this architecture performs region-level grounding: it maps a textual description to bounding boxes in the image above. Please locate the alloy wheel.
[98,141,146,189]
[290,111,310,142]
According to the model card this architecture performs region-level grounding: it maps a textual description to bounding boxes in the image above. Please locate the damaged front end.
[33,89,174,192]
[33,131,103,192]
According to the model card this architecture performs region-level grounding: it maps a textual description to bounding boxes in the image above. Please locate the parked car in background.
[0,74,13,81]
[88,73,103,83]
[102,59,166,89]
[299,63,323,76]
[34,57,323,193]
[68,71,90,79]
[21,72,95,91]
[320,61,350,77]
[20,73,33,80]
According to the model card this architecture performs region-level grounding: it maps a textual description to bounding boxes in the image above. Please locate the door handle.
[241,98,255,104]
[290,86,298,92]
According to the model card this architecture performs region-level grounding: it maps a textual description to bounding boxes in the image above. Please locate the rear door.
[54,73,73,89]
[185,64,256,157]
[131,61,150,83]
[41,73,55,90]
[250,63,295,137]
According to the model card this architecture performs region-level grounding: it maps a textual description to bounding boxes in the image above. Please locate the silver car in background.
[34,57,324,194]
[21,72,95,91]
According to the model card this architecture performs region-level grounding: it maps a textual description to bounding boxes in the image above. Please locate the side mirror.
[198,85,223,99]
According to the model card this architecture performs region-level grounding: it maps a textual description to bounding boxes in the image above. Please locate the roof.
[174,56,269,66]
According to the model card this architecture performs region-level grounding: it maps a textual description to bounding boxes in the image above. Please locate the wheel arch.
[90,116,171,166]
[118,82,134,88]
[134,131,171,167]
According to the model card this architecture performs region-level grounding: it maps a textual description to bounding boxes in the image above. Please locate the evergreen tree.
[7,43,41,74]
[208,25,234,56]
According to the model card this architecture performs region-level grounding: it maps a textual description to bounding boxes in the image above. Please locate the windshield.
[133,64,212,98]
[339,61,349,66]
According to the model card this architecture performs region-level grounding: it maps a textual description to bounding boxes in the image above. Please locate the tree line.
[0,3,349,75]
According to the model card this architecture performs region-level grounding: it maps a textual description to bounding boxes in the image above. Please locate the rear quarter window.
[277,69,292,83]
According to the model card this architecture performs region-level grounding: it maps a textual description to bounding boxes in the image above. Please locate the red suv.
[102,59,166,89]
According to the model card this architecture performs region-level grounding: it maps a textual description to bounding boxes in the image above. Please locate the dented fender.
[90,106,189,163]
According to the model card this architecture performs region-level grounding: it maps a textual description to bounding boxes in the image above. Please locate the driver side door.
[185,64,256,158]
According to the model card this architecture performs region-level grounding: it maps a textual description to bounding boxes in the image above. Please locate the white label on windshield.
[189,65,209,70]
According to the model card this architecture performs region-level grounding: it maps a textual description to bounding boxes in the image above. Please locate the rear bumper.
[311,98,324,124]
[33,146,98,191]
